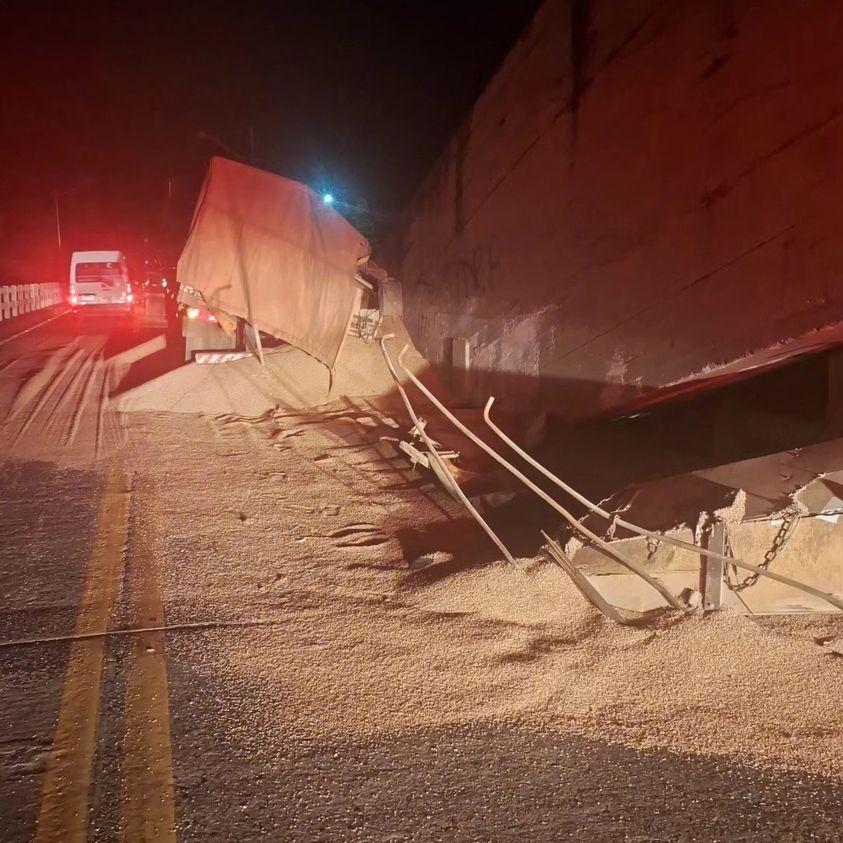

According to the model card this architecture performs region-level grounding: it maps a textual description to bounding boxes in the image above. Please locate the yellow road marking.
[35,465,129,843]
[119,511,176,842]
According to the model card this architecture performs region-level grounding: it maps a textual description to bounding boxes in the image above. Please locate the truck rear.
[177,157,375,366]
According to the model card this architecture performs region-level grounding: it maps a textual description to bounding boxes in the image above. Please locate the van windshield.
[76,262,124,285]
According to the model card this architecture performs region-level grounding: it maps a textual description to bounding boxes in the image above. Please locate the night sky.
[0,1,539,281]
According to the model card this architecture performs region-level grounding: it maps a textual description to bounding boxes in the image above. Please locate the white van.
[69,251,133,312]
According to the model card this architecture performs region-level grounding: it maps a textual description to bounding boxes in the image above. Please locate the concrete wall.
[385,0,843,420]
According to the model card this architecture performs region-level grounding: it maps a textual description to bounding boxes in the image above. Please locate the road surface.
[1,312,842,841]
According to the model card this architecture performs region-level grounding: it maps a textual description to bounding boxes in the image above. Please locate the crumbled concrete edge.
[663,318,843,391]
[564,488,749,559]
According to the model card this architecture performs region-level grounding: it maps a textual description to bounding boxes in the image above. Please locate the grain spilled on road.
[122,408,843,786]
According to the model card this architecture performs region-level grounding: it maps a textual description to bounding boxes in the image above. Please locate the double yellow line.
[34,466,176,842]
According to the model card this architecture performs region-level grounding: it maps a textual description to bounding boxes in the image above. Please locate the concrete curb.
[0,308,70,348]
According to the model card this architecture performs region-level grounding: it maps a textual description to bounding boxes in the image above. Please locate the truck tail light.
[186,307,216,323]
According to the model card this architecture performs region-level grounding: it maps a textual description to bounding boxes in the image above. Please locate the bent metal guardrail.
[0,283,63,322]
[392,343,843,614]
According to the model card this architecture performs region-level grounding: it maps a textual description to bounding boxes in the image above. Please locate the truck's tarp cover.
[178,157,370,368]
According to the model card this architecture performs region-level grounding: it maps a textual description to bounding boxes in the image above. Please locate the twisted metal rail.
[481,396,843,613]
[395,344,686,611]
[380,336,516,566]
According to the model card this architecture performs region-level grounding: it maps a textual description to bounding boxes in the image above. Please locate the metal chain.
[724,505,802,592]
[601,517,662,559]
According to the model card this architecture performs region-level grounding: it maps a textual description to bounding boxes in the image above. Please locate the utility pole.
[53,192,62,248]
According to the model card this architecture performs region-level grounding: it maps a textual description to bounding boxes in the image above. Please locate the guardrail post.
[700,521,727,611]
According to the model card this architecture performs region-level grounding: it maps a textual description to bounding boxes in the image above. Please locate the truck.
[177,157,385,366]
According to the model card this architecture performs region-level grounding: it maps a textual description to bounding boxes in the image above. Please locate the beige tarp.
[178,157,371,368]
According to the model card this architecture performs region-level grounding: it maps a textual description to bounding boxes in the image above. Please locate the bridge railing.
[0,283,63,322]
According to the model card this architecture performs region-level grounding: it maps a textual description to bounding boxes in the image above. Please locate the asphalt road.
[0,309,176,841]
[1,312,842,842]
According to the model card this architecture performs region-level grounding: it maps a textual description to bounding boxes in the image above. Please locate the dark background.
[0,0,539,281]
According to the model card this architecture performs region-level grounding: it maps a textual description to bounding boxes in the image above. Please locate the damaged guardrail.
[390,342,686,612]
[481,396,843,613]
[542,532,629,624]
[380,335,515,566]
[385,340,843,617]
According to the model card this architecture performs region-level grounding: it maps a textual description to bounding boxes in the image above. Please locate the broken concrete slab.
[563,438,843,614]
[574,436,843,542]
